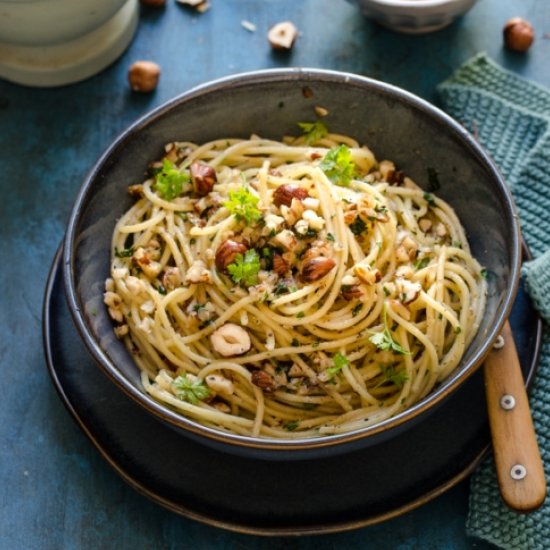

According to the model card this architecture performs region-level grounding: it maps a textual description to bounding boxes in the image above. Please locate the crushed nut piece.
[268,21,298,50]
[210,323,251,356]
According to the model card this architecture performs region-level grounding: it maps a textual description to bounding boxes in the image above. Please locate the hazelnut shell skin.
[503,18,534,52]
[128,61,161,93]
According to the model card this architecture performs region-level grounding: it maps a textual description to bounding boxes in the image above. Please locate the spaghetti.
[104,129,487,438]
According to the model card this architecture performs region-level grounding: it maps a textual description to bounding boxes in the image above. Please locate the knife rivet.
[500,394,516,410]
[493,334,505,349]
[510,464,527,480]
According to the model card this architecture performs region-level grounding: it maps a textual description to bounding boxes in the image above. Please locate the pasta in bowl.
[64,69,519,458]
[105,130,486,439]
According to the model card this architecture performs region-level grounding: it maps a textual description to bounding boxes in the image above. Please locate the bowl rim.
[353,0,474,7]
[63,67,521,453]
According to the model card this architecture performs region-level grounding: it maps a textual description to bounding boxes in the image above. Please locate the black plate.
[43,247,542,536]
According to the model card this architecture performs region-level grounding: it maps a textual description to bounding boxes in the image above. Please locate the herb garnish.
[298,120,328,145]
[326,352,350,379]
[154,159,190,200]
[414,257,430,270]
[114,246,134,258]
[320,144,356,186]
[227,249,261,286]
[369,306,411,355]
[378,364,409,389]
[172,374,210,404]
[224,186,262,225]
[349,216,367,236]
[423,192,436,207]
[284,420,300,431]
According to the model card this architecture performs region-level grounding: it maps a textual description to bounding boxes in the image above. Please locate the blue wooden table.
[1,0,549,547]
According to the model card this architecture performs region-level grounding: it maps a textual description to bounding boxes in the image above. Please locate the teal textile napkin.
[437,54,550,550]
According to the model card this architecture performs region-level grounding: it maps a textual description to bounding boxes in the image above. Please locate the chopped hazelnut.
[268,21,299,50]
[215,239,248,272]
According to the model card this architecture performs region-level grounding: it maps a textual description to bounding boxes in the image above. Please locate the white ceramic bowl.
[348,0,477,34]
[0,0,139,86]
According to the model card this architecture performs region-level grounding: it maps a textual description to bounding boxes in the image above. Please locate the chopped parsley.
[298,120,329,144]
[369,306,411,355]
[423,192,436,207]
[114,246,134,258]
[172,374,210,405]
[352,303,363,317]
[326,352,350,379]
[326,232,336,242]
[296,311,305,318]
[284,420,300,431]
[154,159,190,201]
[480,268,488,279]
[155,283,167,295]
[378,364,408,389]
[227,249,261,287]
[414,257,430,270]
[319,144,356,187]
[349,216,367,236]
[224,186,262,225]
[274,281,290,295]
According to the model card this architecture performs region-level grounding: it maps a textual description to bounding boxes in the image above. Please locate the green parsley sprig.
[377,364,409,389]
[297,120,328,145]
[326,351,350,379]
[224,186,262,225]
[319,144,356,187]
[369,305,411,355]
[154,159,190,201]
[172,374,210,404]
[227,249,261,287]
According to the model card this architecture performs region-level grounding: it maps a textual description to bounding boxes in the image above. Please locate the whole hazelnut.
[140,0,166,6]
[503,18,534,52]
[128,61,161,93]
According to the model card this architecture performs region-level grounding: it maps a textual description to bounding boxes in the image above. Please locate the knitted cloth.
[438,54,550,550]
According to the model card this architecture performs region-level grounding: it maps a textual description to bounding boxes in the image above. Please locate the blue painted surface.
[0,0,549,547]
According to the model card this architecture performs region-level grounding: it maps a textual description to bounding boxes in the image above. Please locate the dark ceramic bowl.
[63,68,520,460]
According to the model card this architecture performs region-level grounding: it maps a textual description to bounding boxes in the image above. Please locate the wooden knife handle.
[483,321,547,512]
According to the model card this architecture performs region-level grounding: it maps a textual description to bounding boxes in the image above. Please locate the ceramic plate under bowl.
[44,246,541,535]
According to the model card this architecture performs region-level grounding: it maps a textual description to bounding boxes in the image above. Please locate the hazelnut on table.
[128,61,161,93]
[503,18,534,52]
[268,21,298,50]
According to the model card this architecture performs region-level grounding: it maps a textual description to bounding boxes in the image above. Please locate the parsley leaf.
[326,352,350,378]
[284,420,300,431]
[154,159,190,201]
[319,145,356,186]
[114,246,134,258]
[423,192,436,207]
[298,120,328,145]
[224,186,262,225]
[227,249,261,286]
[172,374,210,404]
[369,306,411,355]
[378,364,409,389]
[414,257,430,270]
[349,216,367,235]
